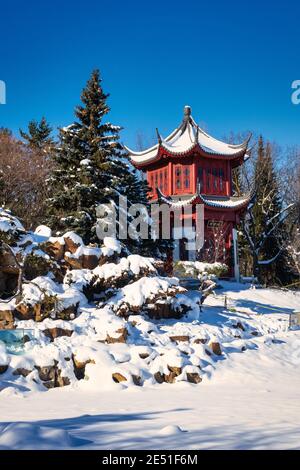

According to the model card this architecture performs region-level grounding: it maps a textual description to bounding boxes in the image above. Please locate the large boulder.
[0,246,19,274]
[12,368,32,377]
[14,294,56,322]
[14,278,83,322]
[64,253,82,270]
[208,341,222,356]
[165,365,182,383]
[72,355,95,380]
[186,372,202,384]
[110,276,186,318]
[42,327,73,342]
[65,255,157,302]
[63,232,83,254]
[64,246,101,271]
[0,244,20,298]
[154,365,182,384]
[105,327,128,344]
[40,238,65,261]
[146,299,183,320]
[112,372,142,386]
[0,308,15,329]
[112,372,127,383]
[169,335,190,343]
[35,362,70,389]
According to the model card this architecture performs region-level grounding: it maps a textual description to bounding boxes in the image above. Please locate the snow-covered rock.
[34,226,52,238]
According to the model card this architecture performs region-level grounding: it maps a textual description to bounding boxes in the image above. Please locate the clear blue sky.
[0,0,299,148]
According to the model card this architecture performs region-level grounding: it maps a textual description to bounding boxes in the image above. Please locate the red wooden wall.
[146,155,231,199]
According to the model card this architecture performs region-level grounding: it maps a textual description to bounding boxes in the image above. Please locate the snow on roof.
[199,195,252,209]
[125,106,250,165]
[157,188,252,210]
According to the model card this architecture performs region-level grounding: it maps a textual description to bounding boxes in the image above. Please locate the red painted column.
[226,161,231,196]
[168,161,172,196]
[192,160,196,193]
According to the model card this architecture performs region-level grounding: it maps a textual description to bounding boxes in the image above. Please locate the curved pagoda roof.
[156,185,255,212]
[125,106,251,168]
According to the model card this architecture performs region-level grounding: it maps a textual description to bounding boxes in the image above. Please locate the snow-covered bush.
[0,208,26,244]
[174,261,228,279]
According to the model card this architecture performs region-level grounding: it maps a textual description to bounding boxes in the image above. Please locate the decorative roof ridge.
[125,106,252,163]
[156,183,254,210]
[123,142,159,157]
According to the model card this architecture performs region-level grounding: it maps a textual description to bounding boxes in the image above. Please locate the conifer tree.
[108,154,155,255]
[20,117,54,151]
[47,69,163,255]
[47,71,122,241]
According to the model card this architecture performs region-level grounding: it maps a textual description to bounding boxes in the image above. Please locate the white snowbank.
[0,422,81,450]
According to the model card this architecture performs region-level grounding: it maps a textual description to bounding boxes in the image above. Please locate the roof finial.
[246,132,252,146]
[156,128,162,144]
[184,105,191,117]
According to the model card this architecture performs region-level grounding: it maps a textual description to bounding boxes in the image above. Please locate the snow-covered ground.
[1,282,299,450]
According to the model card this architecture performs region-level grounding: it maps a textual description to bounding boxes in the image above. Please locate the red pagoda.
[125,106,253,278]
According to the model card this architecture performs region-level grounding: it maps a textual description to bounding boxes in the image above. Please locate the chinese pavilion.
[125,106,253,278]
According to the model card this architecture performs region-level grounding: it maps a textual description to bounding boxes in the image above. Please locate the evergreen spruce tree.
[20,117,54,151]
[47,70,122,242]
[47,69,164,256]
[109,154,156,255]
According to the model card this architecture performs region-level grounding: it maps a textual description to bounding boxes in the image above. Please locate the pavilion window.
[198,167,203,189]
[164,169,168,191]
[219,168,224,192]
[206,168,211,191]
[213,168,218,191]
[184,167,190,189]
[175,167,181,190]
